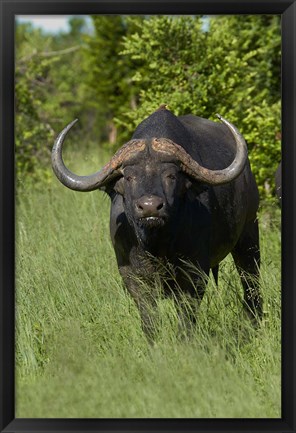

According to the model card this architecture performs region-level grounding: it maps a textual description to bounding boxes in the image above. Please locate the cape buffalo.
[52,107,262,338]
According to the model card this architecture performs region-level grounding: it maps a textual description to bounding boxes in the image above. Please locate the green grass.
[15,148,281,418]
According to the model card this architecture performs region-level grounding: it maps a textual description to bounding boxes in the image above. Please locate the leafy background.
[16,14,281,198]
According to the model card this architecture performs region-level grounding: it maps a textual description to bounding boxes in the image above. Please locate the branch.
[18,45,81,64]
[39,45,81,57]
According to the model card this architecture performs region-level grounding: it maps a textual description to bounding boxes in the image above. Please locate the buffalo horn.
[51,119,146,191]
[152,114,247,185]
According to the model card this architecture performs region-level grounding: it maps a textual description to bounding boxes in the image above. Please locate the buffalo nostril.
[135,195,165,217]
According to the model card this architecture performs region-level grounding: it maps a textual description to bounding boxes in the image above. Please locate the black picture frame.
[1,0,295,432]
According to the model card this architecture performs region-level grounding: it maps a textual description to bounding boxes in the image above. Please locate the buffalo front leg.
[172,267,208,338]
[231,219,262,322]
[120,267,160,342]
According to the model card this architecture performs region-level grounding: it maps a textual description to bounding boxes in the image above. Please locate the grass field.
[15,147,281,418]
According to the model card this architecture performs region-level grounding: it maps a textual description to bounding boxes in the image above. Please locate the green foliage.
[119,15,281,198]
[83,16,144,145]
[15,19,91,183]
[15,24,55,177]
[206,16,281,198]
[15,15,281,198]
[118,16,206,120]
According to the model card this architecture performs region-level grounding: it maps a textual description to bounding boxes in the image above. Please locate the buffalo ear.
[185,178,192,190]
[178,176,192,196]
[100,176,125,197]
[114,177,125,195]
[187,181,209,200]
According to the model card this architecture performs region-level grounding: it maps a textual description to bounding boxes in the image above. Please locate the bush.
[118,15,281,198]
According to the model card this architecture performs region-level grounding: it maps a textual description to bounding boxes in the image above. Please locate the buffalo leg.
[120,268,160,342]
[132,293,159,342]
[173,268,208,337]
[231,219,262,321]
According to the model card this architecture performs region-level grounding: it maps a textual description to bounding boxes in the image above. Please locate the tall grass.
[15,147,281,418]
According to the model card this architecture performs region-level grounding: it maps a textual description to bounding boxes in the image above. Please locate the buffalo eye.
[167,173,177,180]
[123,168,136,182]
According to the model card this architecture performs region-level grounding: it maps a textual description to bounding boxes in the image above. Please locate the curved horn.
[51,119,146,191]
[152,114,247,185]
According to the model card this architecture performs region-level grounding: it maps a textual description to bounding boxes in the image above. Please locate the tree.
[207,15,281,198]
[118,15,281,198]
[83,15,144,145]
[15,18,90,183]
[15,23,57,179]
[15,15,281,198]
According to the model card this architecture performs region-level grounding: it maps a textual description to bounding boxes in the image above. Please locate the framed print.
[1,0,295,432]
